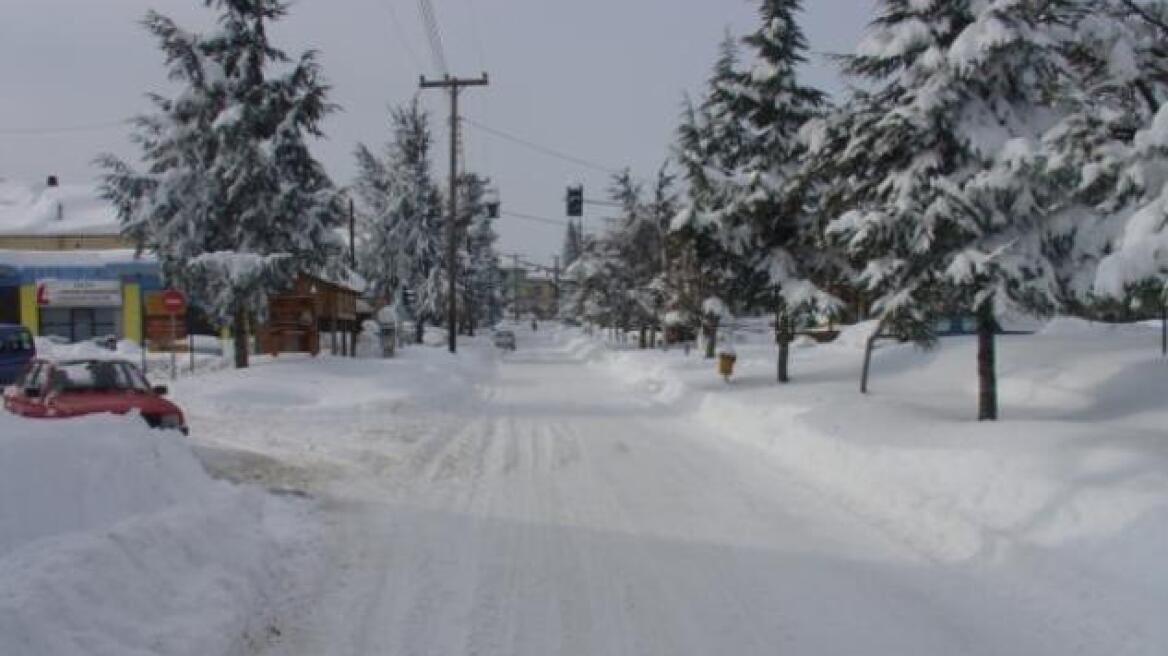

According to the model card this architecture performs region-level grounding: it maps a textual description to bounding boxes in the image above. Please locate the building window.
[40,308,117,343]
[0,287,18,324]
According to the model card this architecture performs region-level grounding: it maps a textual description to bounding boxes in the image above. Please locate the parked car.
[493,330,516,351]
[0,324,36,386]
[3,358,188,435]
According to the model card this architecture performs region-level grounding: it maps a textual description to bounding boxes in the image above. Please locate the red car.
[3,358,188,435]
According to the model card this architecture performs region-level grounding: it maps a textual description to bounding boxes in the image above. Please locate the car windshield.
[50,361,150,393]
[0,330,33,353]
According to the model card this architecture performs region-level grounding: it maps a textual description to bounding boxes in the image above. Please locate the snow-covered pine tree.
[459,173,500,333]
[353,142,397,303]
[558,220,585,319]
[607,168,654,336]
[1044,1,1168,333]
[352,99,444,345]
[567,231,630,338]
[608,169,666,346]
[722,0,833,382]
[645,162,680,346]
[98,0,344,368]
[560,220,584,272]
[673,33,753,356]
[825,0,1080,419]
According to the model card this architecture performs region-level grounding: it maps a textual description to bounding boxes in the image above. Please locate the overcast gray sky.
[0,0,873,265]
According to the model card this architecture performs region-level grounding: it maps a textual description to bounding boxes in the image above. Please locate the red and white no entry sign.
[160,289,186,313]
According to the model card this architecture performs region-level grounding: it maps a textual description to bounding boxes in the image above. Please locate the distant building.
[0,177,366,349]
[498,265,568,319]
[0,177,161,342]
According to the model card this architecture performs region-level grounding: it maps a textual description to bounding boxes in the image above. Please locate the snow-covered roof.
[0,179,120,235]
[376,305,399,324]
[0,248,154,268]
[309,267,367,293]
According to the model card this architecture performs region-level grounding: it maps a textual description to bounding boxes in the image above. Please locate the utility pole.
[553,255,560,319]
[513,253,520,321]
[420,73,489,354]
[348,197,356,270]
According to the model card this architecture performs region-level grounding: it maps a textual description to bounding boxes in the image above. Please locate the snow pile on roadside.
[0,412,323,656]
[34,336,145,360]
[574,321,1168,643]
[168,338,498,496]
[34,336,228,378]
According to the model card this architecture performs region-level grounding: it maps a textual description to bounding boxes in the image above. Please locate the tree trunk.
[232,308,249,369]
[977,302,998,421]
[860,317,890,394]
[415,316,425,344]
[639,326,647,349]
[776,311,791,383]
[704,319,718,359]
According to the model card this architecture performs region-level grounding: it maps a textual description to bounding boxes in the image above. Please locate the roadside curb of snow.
[0,417,328,656]
[568,335,982,560]
[568,331,1167,646]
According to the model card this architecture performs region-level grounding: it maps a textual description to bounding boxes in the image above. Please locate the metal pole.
[349,197,356,270]
[139,283,147,375]
[169,312,176,381]
[513,253,520,321]
[188,311,194,375]
[553,255,560,319]
[448,87,459,353]
[420,73,488,354]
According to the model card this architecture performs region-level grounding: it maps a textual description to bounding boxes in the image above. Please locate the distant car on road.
[3,358,188,435]
[493,330,516,351]
[0,324,36,386]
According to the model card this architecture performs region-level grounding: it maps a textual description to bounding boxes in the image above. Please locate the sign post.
[160,290,186,380]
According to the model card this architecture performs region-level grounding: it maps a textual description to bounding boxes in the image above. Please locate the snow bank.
[0,412,323,655]
[572,321,1168,646]
[34,336,229,379]
[1038,315,1160,338]
[35,336,143,360]
[830,319,882,350]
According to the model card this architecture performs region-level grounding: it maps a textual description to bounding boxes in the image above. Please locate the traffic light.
[484,186,500,218]
[566,185,583,217]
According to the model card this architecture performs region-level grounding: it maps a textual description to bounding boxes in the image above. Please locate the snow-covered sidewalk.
[573,318,1168,653]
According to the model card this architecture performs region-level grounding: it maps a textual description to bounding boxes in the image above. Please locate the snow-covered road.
[187,331,1120,655]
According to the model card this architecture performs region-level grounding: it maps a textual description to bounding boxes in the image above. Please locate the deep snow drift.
[573,317,1168,651]
[0,408,322,655]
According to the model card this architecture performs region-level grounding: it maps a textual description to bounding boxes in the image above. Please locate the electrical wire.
[380,0,426,73]
[463,0,487,74]
[0,119,128,137]
[462,0,490,175]
[501,210,573,228]
[416,0,449,75]
[461,116,624,177]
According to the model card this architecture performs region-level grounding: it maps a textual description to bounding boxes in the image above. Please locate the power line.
[0,118,128,137]
[463,0,488,73]
[501,209,572,228]
[416,0,449,75]
[462,0,490,174]
[379,0,426,72]
[461,116,625,177]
